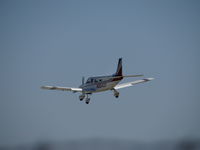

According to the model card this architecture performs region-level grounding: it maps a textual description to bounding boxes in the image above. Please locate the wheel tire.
[86,98,90,104]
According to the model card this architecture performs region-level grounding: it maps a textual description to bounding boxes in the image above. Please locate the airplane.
[41,58,154,104]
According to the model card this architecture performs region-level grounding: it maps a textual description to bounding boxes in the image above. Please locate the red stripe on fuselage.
[112,77,123,82]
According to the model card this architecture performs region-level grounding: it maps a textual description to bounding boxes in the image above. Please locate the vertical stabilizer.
[115,58,123,76]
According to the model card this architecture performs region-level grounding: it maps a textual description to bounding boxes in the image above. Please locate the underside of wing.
[114,78,154,90]
[41,86,82,92]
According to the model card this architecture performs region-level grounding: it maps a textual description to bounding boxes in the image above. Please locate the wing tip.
[41,86,46,89]
[41,86,54,90]
[145,78,154,81]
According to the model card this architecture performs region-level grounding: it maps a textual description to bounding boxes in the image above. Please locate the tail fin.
[115,58,123,76]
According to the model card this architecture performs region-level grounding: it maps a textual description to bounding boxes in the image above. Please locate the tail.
[115,58,123,76]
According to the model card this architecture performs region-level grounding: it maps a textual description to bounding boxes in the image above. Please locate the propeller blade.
[82,76,85,85]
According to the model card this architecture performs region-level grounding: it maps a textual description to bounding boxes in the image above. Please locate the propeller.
[82,76,85,85]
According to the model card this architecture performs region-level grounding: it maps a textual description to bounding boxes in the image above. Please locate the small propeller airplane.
[41,58,154,104]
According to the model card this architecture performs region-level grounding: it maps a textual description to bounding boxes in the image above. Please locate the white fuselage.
[79,76,122,94]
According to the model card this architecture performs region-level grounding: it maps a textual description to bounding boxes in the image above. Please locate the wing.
[41,86,82,92]
[114,78,154,90]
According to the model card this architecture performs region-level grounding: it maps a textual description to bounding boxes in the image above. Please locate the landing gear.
[85,94,91,104]
[79,94,85,101]
[115,94,119,98]
[85,98,90,104]
[113,89,119,98]
[79,93,91,104]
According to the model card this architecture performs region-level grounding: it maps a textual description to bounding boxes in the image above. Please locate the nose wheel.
[79,94,91,104]
[85,97,90,104]
[85,94,91,104]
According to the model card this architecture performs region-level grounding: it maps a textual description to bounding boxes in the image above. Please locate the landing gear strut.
[113,89,119,98]
[79,93,91,104]
[85,94,90,104]
[79,94,85,101]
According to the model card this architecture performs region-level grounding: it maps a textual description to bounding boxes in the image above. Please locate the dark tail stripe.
[115,58,122,76]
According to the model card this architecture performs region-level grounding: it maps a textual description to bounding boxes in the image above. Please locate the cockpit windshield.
[86,78,92,84]
[86,78,97,84]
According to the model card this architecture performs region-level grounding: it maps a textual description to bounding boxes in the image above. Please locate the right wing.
[114,78,154,90]
[41,86,82,92]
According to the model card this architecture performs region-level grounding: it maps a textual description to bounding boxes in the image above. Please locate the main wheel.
[85,98,90,104]
[113,89,120,99]
[114,92,119,98]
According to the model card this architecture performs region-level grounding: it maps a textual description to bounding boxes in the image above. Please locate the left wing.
[41,86,82,92]
[114,78,154,90]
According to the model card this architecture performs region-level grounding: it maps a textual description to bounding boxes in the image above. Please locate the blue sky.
[0,0,200,146]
